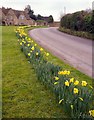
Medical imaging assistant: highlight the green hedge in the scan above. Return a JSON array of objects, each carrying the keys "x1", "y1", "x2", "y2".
[{"x1": 60, "y1": 10, "x2": 94, "y2": 34}]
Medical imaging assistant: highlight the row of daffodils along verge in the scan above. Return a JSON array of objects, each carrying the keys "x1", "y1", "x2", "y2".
[{"x1": 15, "y1": 26, "x2": 94, "y2": 119}]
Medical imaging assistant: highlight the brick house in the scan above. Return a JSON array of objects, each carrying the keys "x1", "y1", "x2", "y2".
[{"x1": 0, "y1": 7, "x2": 35, "y2": 26}]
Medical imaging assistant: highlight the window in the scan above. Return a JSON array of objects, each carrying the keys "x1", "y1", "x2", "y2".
[
  {"x1": 10, "y1": 16, "x2": 13, "y2": 20},
  {"x1": 19, "y1": 15, "x2": 24, "y2": 20}
]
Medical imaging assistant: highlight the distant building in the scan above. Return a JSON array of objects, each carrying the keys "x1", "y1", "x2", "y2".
[
  {"x1": 85, "y1": 8, "x2": 92, "y2": 13},
  {"x1": 0, "y1": 7, "x2": 35, "y2": 26}
]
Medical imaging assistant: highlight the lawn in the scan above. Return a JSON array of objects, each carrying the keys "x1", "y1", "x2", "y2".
[
  {"x1": 0, "y1": 26, "x2": 2, "y2": 118},
  {"x1": 2, "y1": 26, "x2": 67, "y2": 118}
]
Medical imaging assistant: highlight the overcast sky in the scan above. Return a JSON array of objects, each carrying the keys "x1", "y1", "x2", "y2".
[{"x1": 1, "y1": 0, "x2": 93, "y2": 21}]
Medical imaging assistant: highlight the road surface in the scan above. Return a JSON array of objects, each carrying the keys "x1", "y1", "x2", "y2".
[{"x1": 29, "y1": 27, "x2": 93, "y2": 77}]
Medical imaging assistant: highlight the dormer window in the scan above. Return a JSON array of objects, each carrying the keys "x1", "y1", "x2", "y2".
[
  {"x1": 10, "y1": 16, "x2": 13, "y2": 20},
  {"x1": 19, "y1": 15, "x2": 24, "y2": 20}
]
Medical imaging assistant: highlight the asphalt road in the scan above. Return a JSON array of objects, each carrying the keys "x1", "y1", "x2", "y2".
[{"x1": 29, "y1": 27, "x2": 93, "y2": 77}]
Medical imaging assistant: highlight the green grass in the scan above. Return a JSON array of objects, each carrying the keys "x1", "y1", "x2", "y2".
[
  {"x1": 59, "y1": 27, "x2": 94, "y2": 40},
  {"x1": 26, "y1": 27, "x2": 93, "y2": 86},
  {"x1": 0, "y1": 26, "x2": 2, "y2": 118},
  {"x1": 2, "y1": 26, "x2": 67, "y2": 118}
]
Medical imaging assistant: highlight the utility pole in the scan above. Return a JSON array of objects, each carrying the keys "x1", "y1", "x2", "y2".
[
  {"x1": 92, "y1": 1, "x2": 94, "y2": 10},
  {"x1": 64, "y1": 6, "x2": 66, "y2": 15}
]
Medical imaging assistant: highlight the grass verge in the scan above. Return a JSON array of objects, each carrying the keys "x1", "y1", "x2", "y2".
[
  {"x1": 2, "y1": 26, "x2": 67, "y2": 118},
  {"x1": 59, "y1": 27, "x2": 94, "y2": 40}
]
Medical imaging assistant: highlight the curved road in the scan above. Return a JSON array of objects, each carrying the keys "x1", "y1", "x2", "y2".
[{"x1": 29, "y1": 27, "x2": 93, "y2": 77}]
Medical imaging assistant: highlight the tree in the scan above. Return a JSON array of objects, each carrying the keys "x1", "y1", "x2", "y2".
[
  {"x1": 91, "y1": 10, "x2": 94, "y2": 33},
  {"x1": 25, "y1": 5, "x2": 37, "y2": 20},
  {"x1": 37, "y1": 14, "x2": 42, "y2": 20},
  {"x1": 48, "y1": 15, "x2": 54, "y2": 23}
]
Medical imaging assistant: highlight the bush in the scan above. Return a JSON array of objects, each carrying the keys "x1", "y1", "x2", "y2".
[{"x1": 60, "y1": 10, "x2": 93, "y2": 34}]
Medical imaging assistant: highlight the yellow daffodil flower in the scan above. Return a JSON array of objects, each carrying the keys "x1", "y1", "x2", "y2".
[
  {"x1": 25, "y1": 37, "x2": 28, "y2": 39},
  {"x1": 27, "y1": 44, "x2": 30, "y2": 47},
  {"x1": 67, "y1": 70, "x2": 70, "y2": 75},
  {"x1": 31, "y1": 46, "x2": 34, "y2": 51},
  {"x1": 58, "y1": 70, "x2": 70, "y2": 75},
  {"x1": 65, "y1": 81, "x2": 69, "y2": 86},
  {"x1": 70, "y1": 78, "x2": 74, "y2": 83},
  {"x1": 71, "y1": 105, "x2": 73, "y2": 109},
  {"x1": 55, "y1": 77, "x2": 59, "y2": 80},
  {"x1": 73, "y1": 88, "x2": 79, "y2": 94},
  {"x1": 81, "y1": 81, "x2": 87, "y2": 87},
  {"x1": 79, "y1": 97, "x2": 83, "y2": 101},
  {"x1": 89, "y1": 85, "x2": 93, "y2": 89},
  {"x1": 28, "y1": 38, "x2": 31, "y2": 41},
  {"x1": 34, "y1": 44, "x2": 37, "y2": 46},
  {"x1": 36, "y1": 52, "x2": 39, "y2": 56},
  {"x1": 59, "y1": 99, "x2": 63, "y2": 104},
  {"x1": 74, "y1": 80, "x2": 79, "y2": 86},
  {"x1": 20, "y1": 42, "x2": 22, "y2": 45},
  {"x1": 54, "y1": 82, "x2": 59, "y2": 85},
  {"x1": 63, "y1": 70, "x2": 67, "y2": 74},
  {"x1": 28, "y1": 53, "x2": 30, "y2": 56},
  {"x1": 40, "y1": 48, "x2": 43, "y2": 51},
  {"x1": 89, "y1": 110, "x2": 94, "y2": 117},
  {"x1": 46, "y1": 53, "x2": 49, "y2": 56}
]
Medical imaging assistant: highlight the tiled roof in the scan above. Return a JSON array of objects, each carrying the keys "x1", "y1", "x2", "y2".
[
  {"x1": 13, "y1": 10, "x2": 23, "y2": 18},
  {"x1": 2, "y1": 7, "x2": 10, "y2": 15},
  {"x1": 24, "y1": 12, "x2": 31, "y2": 20},
  {"x1": 1, "y1": 7, "x2": 32, "y2": 20}
]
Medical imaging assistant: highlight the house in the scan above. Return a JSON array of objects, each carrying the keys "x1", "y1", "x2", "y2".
[{"x1": 0, "y1": 7, "x2": 35, "y2": 26}]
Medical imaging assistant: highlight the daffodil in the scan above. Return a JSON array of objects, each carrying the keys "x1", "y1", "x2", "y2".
[
  {"x1": 79, "y1": 97, "x2": 83, "y2": 101},
  {"x1": 40, "y1": 48, "x2": 43, "y2": 51},
  {"x1": 58, "y1": 71, "x2": 65, "y2": 75},
  {"x1": 67, "y1": 70, "x2": 70, "y2": 75},
  {"x1": 55, "y1": 76, "x2": 59, "y2": 80},
  {"x1": 31, "y1": 46, "x2": 34, "y2": 51},
  {"x1": 74, "y1": 80, "x2": 79, "y2": 86},
  {"x1": 59, "y1": 99, "x2": 63, "y2": 104},
  {"x1": 27, "y1": 44, "x2": 30, "y2": 47},
  {"x1": 89, "y1": 85, "x2": 93, "y2": 89},
  {"x1": 34, "y1": 44, "x2": 37, "y2": 46},
  {"x1": 73, "y1": 88, "x2": 79, "y2": 94},
  {"x1": 25, "y1": 37, "x2": 28, "y2": 39},
  {"x1": 36, "y1": 52, "x2": 39, "y2": 56},
  {"x1": 28, "y1": 53, "x2": 31, "y2": 56},
  {"x1": 54, "y1": 82, "x2": 59, "y2": 85},
  {"x1": 71, "y1": 105, "x2": 73, "y2": 109},
  {"x1": 58, "y1": 71, "x2": 62, "y2": 75},
  {"x1": 89, "y1": 110, "x2": 94, "y2": 117},
  {"x1": 58, "y1": 70, "x2": 70, "y2": 75},
  {"x1": 20, "y1": 42, "x2": 22, "y2": 45},
  {"x1": 70, "y1": 78, "x2": 74, "y2": 83},
  {"x1": 81, "y1": 81, "x2": 87, "y2": 87},
  {"x1": 28, "y1": 38, "x2": 31, "y2": 41},
  {"x1": 46, "y1": 53, "x2": 49, "y2": 56},
  {"x1": 65, "y1": 81, "x2": 69, "y2": 86},
  {"x1": 63, "y1": 70, "x2": 67, "y2": 74}
]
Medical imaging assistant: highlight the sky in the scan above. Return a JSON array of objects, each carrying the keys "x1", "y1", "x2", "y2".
[{"x1": 0, "y1": 0, "x2": 93, "y2": 21}]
